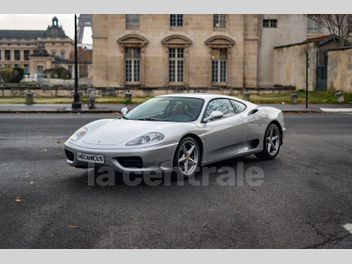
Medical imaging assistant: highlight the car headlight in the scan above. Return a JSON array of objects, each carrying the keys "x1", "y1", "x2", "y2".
[
  {"x1": 70, "y1": 127, "x2": 88, "y2": 141},
  {"x1": 126, "y1": 132, "x2": 164, "y2": 146}
]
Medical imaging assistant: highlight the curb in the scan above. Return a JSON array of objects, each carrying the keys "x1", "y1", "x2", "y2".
[
  {"x1": 0, "y1": 109, "x2": 322, "y2": 114},
  {"x1": 320, "y1": 108, "x2": 352, "y2": 113},
  {"x1": 282, "y1": 110, "x2": 322, "y2": 114},
  {"x1": 0, "y1": 110, "x2": 120, "y2": 114}
]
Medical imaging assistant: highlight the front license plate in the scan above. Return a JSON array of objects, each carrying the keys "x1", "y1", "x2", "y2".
[{"x1": 77, "y1": 152, "x2": 104, "y2": 164}]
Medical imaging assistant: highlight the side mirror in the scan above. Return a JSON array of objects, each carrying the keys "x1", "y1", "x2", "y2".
[
  {"x1": 121, "y1": 107, "x2": 128, "y2": 115},
  {"x1": 203, "y1": 110, "x2": 224, "y2": 123}
]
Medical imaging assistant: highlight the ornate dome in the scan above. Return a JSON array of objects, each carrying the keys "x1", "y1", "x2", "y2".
[{"x1": 42, "y1": 17, "x2": 69, "y2": 39}]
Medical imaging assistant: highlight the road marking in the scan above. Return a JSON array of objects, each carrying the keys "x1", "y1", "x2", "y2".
[
  {"x1": 343, "y1": 223, "x2": 352, "y2": 233},
  {"x1": 320, "y1": 108, "x2": 352, "y2": 113}
]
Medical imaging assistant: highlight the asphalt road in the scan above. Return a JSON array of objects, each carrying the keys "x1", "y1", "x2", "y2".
[{"x1": 0, "y1": 113, "x2": 352, "y2": 248}]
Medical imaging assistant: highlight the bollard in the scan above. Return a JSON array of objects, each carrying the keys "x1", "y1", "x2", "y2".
[
  {"x1": 290, "y1": 92, "x2": 298, "y2": 104},
  {"x1": 87, "y1": 88, "x2": 96, "y2": 109},
  {"x1": 242, "y1": 91, "x2": 251, "y2": 101},
  {"x1": 25, "y1": 90, "x2": 34, "y2": 105},
  {"x1": 335, "y1": 91, "x2": 344, "y2": 104},
  {"x1": 125, "y1": 90, "x2": 132, "y2": 102}
]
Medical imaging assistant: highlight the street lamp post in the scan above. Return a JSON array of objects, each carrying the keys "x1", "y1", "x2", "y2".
[
  {"x1": 71, "y1": 14, "x2": 81, "y2": 112},
  {"x1": 305, "y1": 50, "x2": 310, "y2": 109}
]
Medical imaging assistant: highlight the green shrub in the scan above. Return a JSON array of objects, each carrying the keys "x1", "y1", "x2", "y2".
[
  {"x1": 13, "y1": 67, "x2": 24, "y2": 83},
  {"x1": 0, "y1": 66, "x2": 24, "y2": 83},
  {"x1": 44, "y1": 67, "x2": 71, "y2": 80}
]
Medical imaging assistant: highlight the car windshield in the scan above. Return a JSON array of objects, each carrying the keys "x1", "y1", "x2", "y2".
[{"x1": 124, "y1": 97, "x2": 204, "y2": 122}]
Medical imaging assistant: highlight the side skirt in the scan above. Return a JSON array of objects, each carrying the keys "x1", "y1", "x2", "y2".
[{"x1": 201, "y1": 148, "x2": 263, "y2": 167}]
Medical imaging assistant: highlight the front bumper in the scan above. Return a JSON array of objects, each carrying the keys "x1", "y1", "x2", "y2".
[{"x1": 64, "y1": 140, "x2": 178, "y2": 173}]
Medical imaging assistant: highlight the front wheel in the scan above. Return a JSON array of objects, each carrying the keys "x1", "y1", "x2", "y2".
[
  {"x1": 173, "y1": 137, "x2": 201, "y2": 178},
  {"x1": 255, "y1": 123, "x2": 281, "y2": 160}
]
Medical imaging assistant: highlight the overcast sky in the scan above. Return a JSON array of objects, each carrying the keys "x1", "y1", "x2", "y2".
[{"x1": 0, "y1": 14, "x2": 92, "y2": 44}]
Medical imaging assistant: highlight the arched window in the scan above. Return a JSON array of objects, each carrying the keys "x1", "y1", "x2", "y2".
[
  {"x1": 125, "y1": 47, "x2": 141, "y2": 82},
  {"x1": 60, "y1": 50, "x2": 65, "y2": 60},
  {"x1": 117, "y1": 34, "x2": 149, "y2": 85},
  {"x1": 205, "y1": 35, "x2": 235, "y2": 85},
  {"x1": 161, "y1": 35, "x2": 192, "y2": 85}
]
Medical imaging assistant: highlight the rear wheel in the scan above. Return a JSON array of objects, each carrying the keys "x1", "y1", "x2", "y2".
[
  {"x1": 173, "y1": 137, "x2": 201, "y2": 178},
  {"x1": 255, "y1": 123, "x2": 281, "y2": 160}
]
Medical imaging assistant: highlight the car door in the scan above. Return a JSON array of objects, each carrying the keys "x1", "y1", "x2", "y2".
[{"x1": 202, "y1": 98, "x2": 248, "y2": 162}]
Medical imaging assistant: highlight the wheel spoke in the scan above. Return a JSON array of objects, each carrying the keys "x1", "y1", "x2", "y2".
[
  {"x1": 178, "y1": 155, "x2": 186, "y2": 163},
  {"x1": 182, "y1": 144, "x2": 187, "y2": 155},
  {"x1": 188, "y1": 158, "x2": 196, "y2": 164},
  {"x1": 187, "y1": 145, "x2": 195, "y2": 155},
  {"x1": 269, "y1": 128, "x2": 274, "y2": 137},
  {"x1": 271, "y1": 142, "x2": 276, "y2": 151},
  {"x1": 267, "y1": 143, "x2": 271, "y2": 152},
  {"x1": 184, "y1": 160, "x2": 189, "y2": 172},
  {"x1": 271, "y1": 135, "x2": 279, "y2": 141}
]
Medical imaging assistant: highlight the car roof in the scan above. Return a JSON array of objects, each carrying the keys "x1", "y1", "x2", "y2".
[{"x1": 157, "y1": 93, "x2": 253, "y2": 105}]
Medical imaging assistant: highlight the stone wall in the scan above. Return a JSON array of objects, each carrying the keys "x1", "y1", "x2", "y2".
[
  {"x1": 0, "y1": 86, "x2": 295, "y2": 98},
  {"x1": 273, "y1": 43, "x2": 316, "y2": 91},
  {"x1": 327, "y1": 48, "x2": 352, "y2": 93},
  {"x1": 273, "y1": 42, "x2": 352, "y2": 93}
]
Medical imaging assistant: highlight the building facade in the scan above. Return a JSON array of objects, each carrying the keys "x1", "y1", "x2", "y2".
[
  {"x1": 0, "y1": 17, "x2": 73, "y2": 75},
  {"x1": 92, "y1": 14, "x2": 331, "y2": 91},
  {"x1": 257, "y1": 14, "x2": 328, "y2": 87},
  {"x1": 92, "y1": 14, "x2": 259, "y2": 89}
]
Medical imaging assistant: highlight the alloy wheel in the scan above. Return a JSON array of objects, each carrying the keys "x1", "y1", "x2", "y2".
[
  {"x1": 177, "y1": 140, "x2": 199, "y2": 176},
  {"x1": 266, "y1": 125, "x2": 280, "y2": 156}
]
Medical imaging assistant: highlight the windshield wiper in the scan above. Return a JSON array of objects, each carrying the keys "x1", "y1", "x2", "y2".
[
  {"x1": 136, "y1": 118, "x2": 158, "y2": 121},
  {"x1": 121, "y1": 115, "x2": 129, "y2": 120}
]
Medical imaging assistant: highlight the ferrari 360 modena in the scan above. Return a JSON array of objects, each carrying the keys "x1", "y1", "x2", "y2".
[{"x1": 64, "y1": 94, "x2": 285, "y2": 178}]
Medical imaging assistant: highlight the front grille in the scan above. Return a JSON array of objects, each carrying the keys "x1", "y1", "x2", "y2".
[
  {"x1": 116, "y1": 157, "x2": 143, "y2": 168},
  {"x1": 65, "y1": 149, "x2": 74, "y2": 161}
]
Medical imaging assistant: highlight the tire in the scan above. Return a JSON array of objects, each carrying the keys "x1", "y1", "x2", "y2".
[
  {"x1": 255, "y1": 123, "x2": 282, "y2": 160},
  {"x1": 173, "y1": 136, "x2": 201, "y2": 179}
]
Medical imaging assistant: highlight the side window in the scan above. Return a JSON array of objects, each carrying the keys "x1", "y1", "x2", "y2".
[
  {"x1": 230, "y1": 100, "x2": 246, "y2": 113},
  {"x1": 203, "y1": 99, "x2": 235, "y2": 121}
]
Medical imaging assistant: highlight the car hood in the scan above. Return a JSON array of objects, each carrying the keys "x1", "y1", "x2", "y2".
[{"x1": 82, "y1": 119, "x2": 184, "y2": 147}]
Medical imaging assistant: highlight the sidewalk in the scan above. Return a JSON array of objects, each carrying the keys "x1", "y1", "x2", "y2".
[
  {"x1": 262, "y1": 103, "x2": 352, "y2": 113},
  {"x1": 0, "y1": 103, "x2": 351, "y2": 113},
  {"x1": 0, "y1": 104, "x2": 128, "y2": 113}
]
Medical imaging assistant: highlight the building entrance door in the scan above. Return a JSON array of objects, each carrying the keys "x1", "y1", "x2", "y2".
[{"x1": 316, "y1": 51, "x2": 328, "y2": 91}]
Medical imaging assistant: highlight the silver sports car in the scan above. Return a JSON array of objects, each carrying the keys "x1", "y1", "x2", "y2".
[{"x1": 64, "y1": 94, "x2": 285, "y2": 177}]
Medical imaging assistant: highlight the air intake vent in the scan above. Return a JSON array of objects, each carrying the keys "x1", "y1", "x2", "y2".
[
  {"x1": 65, "y1": 149, "x2": 74, "y2": 161},
  {"x1": 116, "y1": 157, "x2": 143, "y2": 168},
  {"x1": 248, "y1": 108, "x2": 259, "y2": 116}
]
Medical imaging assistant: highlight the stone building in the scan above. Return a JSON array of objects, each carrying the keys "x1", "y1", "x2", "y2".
[
  {"x1": 92, "y1": 14, "x2": 332, "y2": 92},
  {"x1": 92, "y1": 14, "x2": 259, "y2": 91},
  {"x1": 257, "y1": 14, "x2": 327, "y2": 87},
  {"x1": 0, "y1": 17, "x2": 73, "y2": 75}
]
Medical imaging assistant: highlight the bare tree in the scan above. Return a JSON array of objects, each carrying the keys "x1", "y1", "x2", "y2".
[{"x1": 309, "y1": 14, "x2": 352, "y2": 47}]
